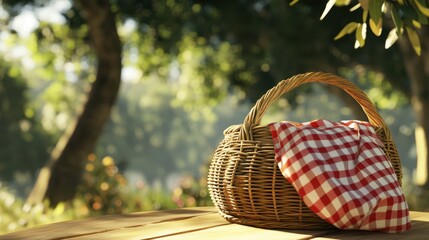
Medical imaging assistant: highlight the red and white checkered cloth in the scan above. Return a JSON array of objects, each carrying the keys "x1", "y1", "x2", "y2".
[{"x1": 269, "y1": 119, "x2": 410, "y2": 233}]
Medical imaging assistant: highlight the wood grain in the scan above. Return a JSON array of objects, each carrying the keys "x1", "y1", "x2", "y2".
[{"x1": 1, "y1": 207, "x2": 428, "y2": 239}]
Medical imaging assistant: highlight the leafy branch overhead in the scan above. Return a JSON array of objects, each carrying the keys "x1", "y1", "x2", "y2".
[{"x1": 292, "y1": 0, "x2": 429, "y2": 55}]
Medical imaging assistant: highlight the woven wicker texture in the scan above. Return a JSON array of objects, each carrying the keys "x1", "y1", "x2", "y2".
[{"x1": 207, "y1": 72, "x2": 403, "y2": 229}]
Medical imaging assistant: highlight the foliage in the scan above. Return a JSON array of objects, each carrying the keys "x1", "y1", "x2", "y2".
[
  {"x1": 77, "y1": 154, "x2": 128, "y2": 215},
  {"x1": 110, "y1": 0, "x2": 275, "y2": 102},
  {"x1": 295, "y1": 0, "x2": 429, "y2": 55},
  {"x1": 96, "y1": 77, "x2": 237, "y2": 184},
  {"x1": 76, "y1": 153, "x2": 178, "y2": 215},
  {"x1": 171, "y1": 165, "x2": 212, "y2": 208},
  {"x1": 1, "y1": 1, "x2": 92, "y2": 137},
  {"x1": 118, "y1": 20, "x2": 249, "y2": 107},
  {"x1": 77, "y1": 153, "x2": 212, "y2": 215},
  {"x1": 338, "y1": 66, "x2": 409, "y2": 109},
  {"x1": 401, "y1": 170, "x2": 429, "y2": 211},
  {"x1": 0, "y1": 183, "x2": 83, "y2": 234},
  {"x1": 0, "y1": 60, "x2": 52, "y2": 181},
  {"x1": 1, "y1": 153, "x2": 212, "y2": 234}
]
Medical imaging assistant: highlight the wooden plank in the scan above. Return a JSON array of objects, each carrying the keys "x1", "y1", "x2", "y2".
[
  {"x1": 410, "y1": 210, "x2": 429, "y2": 220},
  {"x1": 312, "y1": 211, "x2": 429, "y2": 240},
  {"x1": 78, "y1": 210, "x2": 429, "y2": 240},
  {"x1": 155, "y1": 222, "x2": 333, "y2": 240},
  {"x1": 0, "y1": 207, "x2": 215, "y2": 240},
  {"x1": 1, "y1": 207, "x2": 428, "y2": 239},
  {"x1": 69, "y1": 212, "x2": 230, "y2": 240},
  {"x1": 69, "y1": 212, "x2": 333, "y2": 240}
]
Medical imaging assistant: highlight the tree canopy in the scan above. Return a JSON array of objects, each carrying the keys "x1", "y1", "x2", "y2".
[{"x1": 294, "y1": 0, "x2": 429, "y2": 55}]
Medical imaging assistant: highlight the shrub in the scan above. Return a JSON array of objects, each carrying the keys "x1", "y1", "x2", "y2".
[{"x1": 0, "y1": 183, "x2": 85, "y2": 234}]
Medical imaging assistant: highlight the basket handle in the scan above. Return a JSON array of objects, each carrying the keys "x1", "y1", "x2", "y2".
[{"x1": 240, "y1": 72, "x2": 390, "y2": 140}]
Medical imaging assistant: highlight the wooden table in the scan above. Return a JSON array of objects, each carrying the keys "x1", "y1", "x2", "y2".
[{"x1": 1, "y1": 207, "x2": 428, "y2": 239}]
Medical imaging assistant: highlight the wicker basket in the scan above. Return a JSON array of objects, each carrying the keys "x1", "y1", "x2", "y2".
[{"x1": 207, "y1": 72, "x2": 403, "y2": 229}]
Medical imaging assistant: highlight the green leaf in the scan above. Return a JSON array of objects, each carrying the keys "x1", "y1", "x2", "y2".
[
  {"x1": 355, "y1": 23, "x2": 367, "y2": 48},
  {"x1": 334, "y1": 22, "x2": 359, "y2": 40},
  {"x1": 406, "y1": 27, "x2": 421, "y2": 55},
  {"x1": 412, "y1": 0, "x2": 429, "y2": 24},
  {"x1": 362, "y1": 10, "x2": 369, "y2": 22},
  {"x1": 391, "y1": 8, "x2": 403, "y2": 32},
  {"x1": 359, "y1": 0, "x2": 369, "y2": 11},
  {"x1": 336, "y1": 0, "x2": 351, "y2": 5},
  {"x1": 416, "y1": 9, "x2": 429, "y2": 24},
  {"x1": 413, "y1": 19, "x2": 422, "y2": 28},
  {"x1": 369, "y1": 0, "x2": 383, "y2": 24},
  {"x1": 369, "y1": 18, "x2": 383, "y2": 36},
  {"x1": 320, "y1": 0, "x2": 336, "y2": 20},
  {"x1": 289, "y1": 0, "x2": 299, "y2": 6},
  {"x1": 385, "y1": 28, "x2": 399, "y2": 49},
  {"x1": 414, "y1": 0, "x2": 429, "y2": 17},
  {"x1": 53, "y1": 202, "x2": 65, "y2": 215},
  {"x1": 350, "y1": 3, "x2": 361, "y2": 12}
]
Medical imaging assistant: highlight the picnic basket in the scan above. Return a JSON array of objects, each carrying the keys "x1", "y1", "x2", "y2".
[{"x1": 207, "y1": 72, "x2": 403, "y2": 229}]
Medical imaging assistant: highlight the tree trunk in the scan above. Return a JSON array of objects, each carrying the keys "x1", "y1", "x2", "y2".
[
  {"x1": 27, "y1": 0, "x2": 122, "y2": 206},
  {"x1": 398, "y1": 26, "x2": 429, "y2": 189}
]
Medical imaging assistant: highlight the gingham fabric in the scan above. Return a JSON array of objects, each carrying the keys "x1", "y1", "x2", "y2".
[{"x1": 269, "y1": 119, "x2": 410, "y2": 233}]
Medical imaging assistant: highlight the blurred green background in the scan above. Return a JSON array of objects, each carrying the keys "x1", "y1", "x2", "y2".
[{"x1": 1, "y1": 0, "x2": 428, "y2": 234}]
